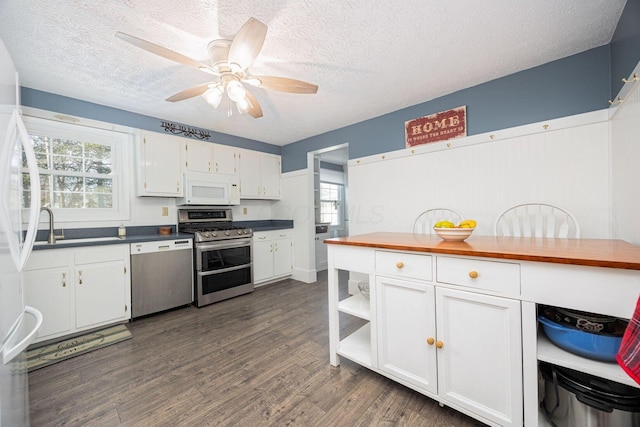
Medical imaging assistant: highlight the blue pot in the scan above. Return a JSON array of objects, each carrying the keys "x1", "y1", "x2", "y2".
[{"x1": 537, "y1": 315, "x2": 622, "y2": 362}]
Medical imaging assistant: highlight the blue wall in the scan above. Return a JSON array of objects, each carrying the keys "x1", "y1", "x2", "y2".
[
  {"x1": 20, "y1": 87, "x2": 280, "y2": 155},
  {"x1": 610, "y1": 0, "x2": 640, "y2": 97}
]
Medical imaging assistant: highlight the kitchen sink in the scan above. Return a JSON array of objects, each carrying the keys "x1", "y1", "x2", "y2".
[{"x1": 33, "y1": 236, "x2": 122, "y2": 246}]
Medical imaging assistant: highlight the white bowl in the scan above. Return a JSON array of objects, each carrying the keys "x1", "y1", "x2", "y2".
[{"x1": 433, "y1": 227, "x2": 475, "y2": 241}]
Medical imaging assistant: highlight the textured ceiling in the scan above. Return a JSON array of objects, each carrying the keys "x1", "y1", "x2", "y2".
[{"x1": 0, "y1": 0, "x2": 627, "y2": 146}]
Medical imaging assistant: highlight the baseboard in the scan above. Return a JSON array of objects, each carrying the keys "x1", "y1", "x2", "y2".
[{"x1": 292, "y1": 267, "x2": 317, "y2": 284}]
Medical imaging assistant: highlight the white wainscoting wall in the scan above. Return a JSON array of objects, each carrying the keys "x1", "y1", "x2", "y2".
[
  {"x1": 610, "y1": 64, "x2": 640, "y2": 246},
  {"x1": 348, "y1": 112, "x2": 612, "y2": 239}
]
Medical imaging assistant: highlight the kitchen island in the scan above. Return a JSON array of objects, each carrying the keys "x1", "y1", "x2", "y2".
[{"x1": 325, "y1": 232, "x2": 640, "y2": 427}]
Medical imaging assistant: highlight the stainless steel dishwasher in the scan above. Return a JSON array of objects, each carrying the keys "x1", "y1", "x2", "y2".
[{"x1": 130, "y1": 239, "x2": 193, "y2": 318}]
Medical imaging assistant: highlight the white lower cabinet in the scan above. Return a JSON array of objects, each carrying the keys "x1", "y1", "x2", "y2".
[
  {"x1": 435, "y1": 287, "x2": 522, "y2": 427},
  {"x1": 24, "y1": 245, "x2": 131, "y2": 344},
  {"x1": 252, "y1": 229, "x2": 293, "y2": 285},
  {"x1": 376, "y1": 275, "x2": 522, "y2": 427},
  {"x1": 377, "y1": 276, "x2": 436, "y2": 393}
]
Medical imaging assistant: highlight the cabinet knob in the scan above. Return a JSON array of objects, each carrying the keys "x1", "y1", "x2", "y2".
[
  {"x1": 426, "y1": 337, "x2": 435, "y2": 345},
  {"x1": 468, "y1": 271, "x2": 478, "y2": 279},
  {"x1": 396, "y1": 262, "x2": 404, "y2": 269},
  {"x1": 436, "y1": 341, "x2": 444, "y2": 349}
]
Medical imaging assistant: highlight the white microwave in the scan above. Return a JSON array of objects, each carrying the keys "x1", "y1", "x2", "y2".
[{"x1": 177, "y1": 172, "x2": 239, "y2": 206}]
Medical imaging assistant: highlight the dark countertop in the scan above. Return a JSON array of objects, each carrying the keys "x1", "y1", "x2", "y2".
[
  {"x1": 30, "y1": 221, "x2": 294, "y2": 250},
  {"x1": 234, "y1": 219, "x2": 293, "y2": 232},
  {"x1": 32, "y1": 225, "x2": 193, "y2": 250}
]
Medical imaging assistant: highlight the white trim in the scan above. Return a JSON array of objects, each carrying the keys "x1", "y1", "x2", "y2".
[
  {"x1": 349, "y1": 109, "x2": 609, "y2": 168},
  {"x1": 21, "y1": 115, "x2": 130, "y2": 223},
  {"x1": 292, "y1": 267, "x2": 317, "y2": 284}
]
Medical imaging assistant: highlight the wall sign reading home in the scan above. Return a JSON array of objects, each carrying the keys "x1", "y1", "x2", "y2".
[{"x1": 405, "y1": 106, "x2": 467, "y2": 147}]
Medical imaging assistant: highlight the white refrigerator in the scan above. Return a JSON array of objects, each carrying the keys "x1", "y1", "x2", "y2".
[{"x1": 0, "y1": 37, "x2": 43, "y2": 426}]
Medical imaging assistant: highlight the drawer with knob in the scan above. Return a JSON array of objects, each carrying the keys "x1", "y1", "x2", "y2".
[
  {"x1": 375, "y1": 250, "x2": 432, "y2": 281},
  {"x1": 436, "y1": 256, "x2": 520, "y2": 296}
]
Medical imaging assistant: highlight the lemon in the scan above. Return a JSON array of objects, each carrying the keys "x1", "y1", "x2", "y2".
[
  {"x1": 459, "y1": 219, "x2": 477, "y2": 228},
  {"x1": 434, "y1": 220, "x2": 454, "y2": 228}
]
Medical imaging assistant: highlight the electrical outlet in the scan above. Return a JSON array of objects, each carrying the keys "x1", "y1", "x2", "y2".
[
  {"x1": 243, "y1": 207, "x2": 248, "y2": 215},
  {"x1": 161, "y1": 207, "x2": 169, "y2": 216}
]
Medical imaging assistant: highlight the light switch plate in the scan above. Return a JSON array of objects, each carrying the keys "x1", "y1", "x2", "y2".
[{"x1": 161, "y1": 207, "x2": 169, "y2": 216}]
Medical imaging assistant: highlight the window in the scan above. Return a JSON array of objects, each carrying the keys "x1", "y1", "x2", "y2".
[
  {"x1": 22, "y1": 116, "x2": 129, "y2": 222},
  {"x1": 320, "y1": 182, "x2": 342, "y2": 225}
]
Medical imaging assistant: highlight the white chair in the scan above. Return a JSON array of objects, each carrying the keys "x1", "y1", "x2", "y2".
[
  {"x1": 412, "y1": 208, "x2": 463, "y2": 235},
  {"x1": 494, "y1": 202, "x2": 580, "y2": 238}
]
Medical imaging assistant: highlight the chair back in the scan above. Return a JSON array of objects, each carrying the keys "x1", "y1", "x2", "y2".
[
  {"x1": 413, "y1": 208, "x2": 463, "y2": 235},
  {"x1": 494, "y1": 203, "x2": 580, "y2": 238}
]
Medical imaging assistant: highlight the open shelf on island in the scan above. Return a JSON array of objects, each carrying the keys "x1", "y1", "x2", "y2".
[
  {"x1": 537, "y1": 330, "x2": 637, "y2": 388},
  {"x1": 337, "y1": 323, "x2": 372, "y2": 367},
  {"x1": 338, "y1": 293, "x2": 370, "y2": 320}
]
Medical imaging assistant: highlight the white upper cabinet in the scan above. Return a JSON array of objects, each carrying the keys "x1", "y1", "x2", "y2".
[
  {"x1": 213, "y1": 145, "x2": 239, "y2": 175},
  {"x1": 182, "y1": 140, "x2": 239, "y2": 176},
  {"x1": 182, "y1": 139, "x2": 213, "y2": 173},
  {"x1": 136, "y1": 131, "x2": 242, "y2": 198},
  {"x1": 239, "y1": 150, "x2": 281, "y2": 199},
  {"x1": 136, "y1": 131, "x2": 183, "y2": 197}
]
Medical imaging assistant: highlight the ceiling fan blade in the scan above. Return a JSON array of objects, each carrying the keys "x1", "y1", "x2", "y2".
[
  {"x1": 244, "y1": 91, "x2": 263, "y2": 118},
  {"x1": 165, "y1": 82, "x2": 216, "y2": 102},
  {"x1": 252, "y1": 76, "x2": 318, "y2": 94},
  {"x1": 115, "y1": 31, "x2": 213, "y2": 73},
  {"x1": 228, "y1": 18, "x2": 268, "y2": 71},
  {"x1": 251, "y1": 76, "x2": 318, "y2": 94}
]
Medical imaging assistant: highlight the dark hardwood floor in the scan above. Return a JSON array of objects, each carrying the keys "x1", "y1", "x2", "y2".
[{"x1": 28, "y1": 271, "x2": 485, "y2": 427}]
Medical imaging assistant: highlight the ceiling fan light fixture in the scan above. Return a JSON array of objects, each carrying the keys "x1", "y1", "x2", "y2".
[
  {"x1": 202, "y1": 86, "x2": 223, "y2": 108},
  {"x1": 226, "y1": 79, "x2": 247, "y2": 102},
  {"x1": 236, "y1": 96, "x2": 250, "y2": 113},
  {"x1": 243, "y1": 77, "x2": 262, "y2": 86}
]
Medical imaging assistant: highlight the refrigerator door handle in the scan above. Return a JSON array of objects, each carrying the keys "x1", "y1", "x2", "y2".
[
  {"x1": 15, "y1": 110, "x2": 41, "y2": 272},
  {"x1": 2, "y1": 305, "x2": 43, "y2": 364}
]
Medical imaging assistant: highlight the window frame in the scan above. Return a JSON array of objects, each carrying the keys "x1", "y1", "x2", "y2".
[
  {"x1": 319, "y1": 181, "x2": 343, "y2": 226},
  {"x1": 22, "y1": 116, "x2": 130, "y2": 223}
]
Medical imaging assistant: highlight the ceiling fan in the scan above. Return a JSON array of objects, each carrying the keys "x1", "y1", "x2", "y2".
[{"x1": 115, "y1": 17, "x2": 318, "y2": 119}]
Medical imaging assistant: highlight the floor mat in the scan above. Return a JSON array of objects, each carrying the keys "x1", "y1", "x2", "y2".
[{"x1": 27, "y1": 324, "x2": 132, "y2": 372}]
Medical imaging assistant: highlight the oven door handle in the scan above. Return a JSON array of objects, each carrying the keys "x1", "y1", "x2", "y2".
[
  {"x1": 196, "y1": 239, "x2": 252, "y2": 252},
  {"x1": 197, "y1": 263, "x2": 252, "y2": 276}
]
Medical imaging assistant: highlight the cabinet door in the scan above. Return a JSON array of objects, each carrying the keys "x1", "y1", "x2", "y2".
[
  {"x1": 261, "y1": 155, "x2": 281, "y2": 199},
  {"x1": 213, "y1": 145, "x2": 238, "y2": 175},
  {"x1": 23, "y1": 268, "x2": 72, "y2": 342},
  {"x1": 184, "y1": 140, "x2": 213, "y2": 173},
  {"x1": 436, "y1": 287, "x2": 522, "y2": 427},
  {"x1": 75, "y1": 261, "x2": 127, "y2": 329},
  {"x1": 239, "y1": 151, "x2": 261, "y2": 198},
  {"x1": 273, "y1": 237, "x2": 292, "y2": 277},
  {"x1": 139, "y1": 133, "x2": 182, "y2": 196},
  {"x1": 253, "y1": 239, "x2": 274, "y2": 283},
  {"x1": 376, "y1": 276, "x2": 437, "y2": 394}
]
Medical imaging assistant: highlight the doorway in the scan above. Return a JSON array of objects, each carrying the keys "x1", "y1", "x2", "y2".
[{"x1": 309, "y1": 144, "x2": 349, "y2": 271}]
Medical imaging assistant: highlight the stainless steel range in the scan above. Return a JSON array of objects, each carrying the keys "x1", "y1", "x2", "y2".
[{"x1": 178, "y1": 207, "x2": 253, "y2": 307}]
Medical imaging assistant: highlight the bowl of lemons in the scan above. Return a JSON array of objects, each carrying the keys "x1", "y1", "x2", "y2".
[{"x1": 433, "y1": 219, "x2": 476, "y2": 241}]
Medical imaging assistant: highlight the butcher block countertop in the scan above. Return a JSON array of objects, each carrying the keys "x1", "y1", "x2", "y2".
[{"x1": 324, "y1": 232, "x2": 640, "y2": 271}]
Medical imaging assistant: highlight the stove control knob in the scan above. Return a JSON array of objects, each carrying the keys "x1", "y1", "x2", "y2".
[
  {"x1": 237, "y1": 229, "x2": 242, "y2": 235},
  {"x1": 212, "y1": 233, "x2": 217, "y2": 238},
  {"x1": 203, "y1": 232, "x2": 211, "y2": 238},
  {"x1": 225, "y1": 231, "x2": 230, "y2": 236}
]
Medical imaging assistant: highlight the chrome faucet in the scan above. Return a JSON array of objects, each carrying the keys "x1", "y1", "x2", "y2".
[{"x1": 40, "y1": 206, "x2": 64, "y2": 244}]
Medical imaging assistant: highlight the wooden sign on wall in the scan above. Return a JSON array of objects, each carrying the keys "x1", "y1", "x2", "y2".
[{"x1": 405, "y1": 106, "x2": 467, "y2": 147}]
